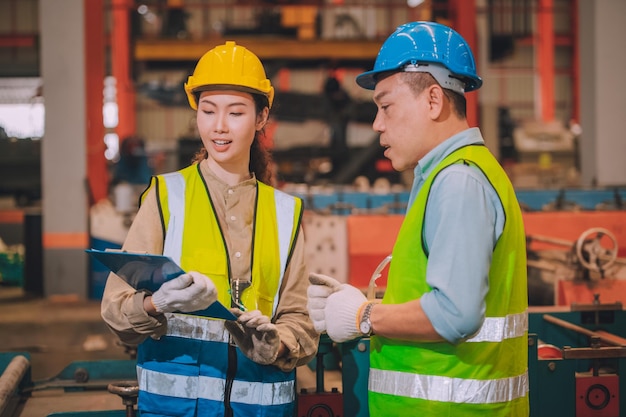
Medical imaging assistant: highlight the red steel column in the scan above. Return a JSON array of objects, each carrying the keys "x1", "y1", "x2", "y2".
[
  {"x1": 84, "y1": 0, "x2": 108, "y2": 204},
  {"x1": 112, "y1": 0, "x2": 136, "y2": 140},
  {"x1": 570, "y1": 0, "x2": 580, "y2": 123},
  {"x1": 538, "y1": 0, "x2": 555, "y2": 122}
]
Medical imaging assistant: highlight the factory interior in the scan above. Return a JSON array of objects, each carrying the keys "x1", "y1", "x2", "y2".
[{"x1": 1, "y1": 0, "x2": 626, "y2": 416}]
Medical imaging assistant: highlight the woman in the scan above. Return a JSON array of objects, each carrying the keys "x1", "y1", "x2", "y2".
[{"x1": 101, "y1": 41, "x2": 319, "y2": 416}]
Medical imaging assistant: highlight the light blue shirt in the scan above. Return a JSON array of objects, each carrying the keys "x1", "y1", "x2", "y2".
[{"x1": 408, "y1": 127, "x2": 505, "y2": 344}]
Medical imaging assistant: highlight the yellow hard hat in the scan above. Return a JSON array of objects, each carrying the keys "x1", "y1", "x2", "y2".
[{"x1": 184, "y1": 41, "x2": 274, "y2": 110}]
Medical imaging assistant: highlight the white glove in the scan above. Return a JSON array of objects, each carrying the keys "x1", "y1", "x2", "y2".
[
  {"x1": 151, "y1": 271, "x2": 217, "y2": 313},
  {"x1": 224, "y1": 309, "x2": 281, "y2": 365},
  {"x1": 307, "y1": 273, "x2": 340, "y2": 333},
  {"x1": 307, "y1": 273, "x2": 368, "y2": 343}
]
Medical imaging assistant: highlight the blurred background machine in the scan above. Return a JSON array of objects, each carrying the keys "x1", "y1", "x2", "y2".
[
  {"x1": 529, "y1": 301, "x2": 626, "y2": 417},
  {"x1": 0, "y1": 352, "x2": 138, "y2": 417},
  {"x1": 527, "y1": 227, "x2": 626, "y2": 306},
  {"x1": 296, "y1": 334, "x2": 344, "y2": 417}
]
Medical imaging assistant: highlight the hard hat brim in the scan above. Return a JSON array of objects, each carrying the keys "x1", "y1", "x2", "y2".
[
  {"x1": 193, "y1": 84, "x2": 268, "y2": 98},
  {"x1": 356, "y1": 70, "x2": 378, "y2": 90},
  {"x1": 186, "y1": 84, "x2": 274, "y2": 110}
]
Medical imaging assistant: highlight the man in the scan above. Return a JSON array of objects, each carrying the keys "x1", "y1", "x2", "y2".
[{"x1": 307, "y1": 21, "x2": 529, "y2": 416}]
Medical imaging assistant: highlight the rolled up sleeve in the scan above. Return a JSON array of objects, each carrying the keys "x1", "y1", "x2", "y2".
[
  {"x1": 420, "y1": 165, "x2": 502, "y2": 344},
  {"x1": 100, "y1": 186, "x2": 167, "y2": 344}
]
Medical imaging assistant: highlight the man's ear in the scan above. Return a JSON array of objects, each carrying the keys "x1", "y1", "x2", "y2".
[{"x1": 427, "y1": 84, "x2": 446, "y2": 119}]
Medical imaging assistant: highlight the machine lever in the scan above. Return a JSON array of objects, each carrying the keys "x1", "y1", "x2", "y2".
[{"x1": 543, "y1": 314, "x2": 624, "y2": 347}]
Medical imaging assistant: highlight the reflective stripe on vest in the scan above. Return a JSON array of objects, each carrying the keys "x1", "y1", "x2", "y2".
[
  {"x1": 466, "y1": 311, "x2": 528, "y2": 343},
  {"x1": 369, "y1": 368, "x2": 528, "y2": 404},
  {"x1": 163, "y1": 313, "x2": 230, "y2": 342},
  {"x1": 137, "y1": 367, "x2": 295, "y2": 405},
  {"x1": 273, "y1": 189, "x2": 295, "y2": 313},
  {"x1": 138, "y1": 317, "x2": 296, "y2": 406},
  {"x1": 162, "y1": 172, "x2": 185, "y2": 264}
]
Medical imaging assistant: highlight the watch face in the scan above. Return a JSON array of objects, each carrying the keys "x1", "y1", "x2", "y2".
[{"x1": 360, "y1": 321, "x2": 371, "y2": 335}]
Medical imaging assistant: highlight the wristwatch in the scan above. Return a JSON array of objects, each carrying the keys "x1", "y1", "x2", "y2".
[{"x1": 359, "y1": 302, "x2": 375, "y2": 337}]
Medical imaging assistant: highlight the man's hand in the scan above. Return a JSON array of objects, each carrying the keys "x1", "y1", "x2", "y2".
[
  {"x1": 307, "y1": 273, "x2": 341, "y2": 333},
  {"x1": 307, "y1": 273, "x2": 368, "y2": 343},
  {"x1": 151, "y1": 272, "x2": 217, "y2": 313},
  {"x1": 224, "y1": 309, "x2": 281, "y2": 365}
]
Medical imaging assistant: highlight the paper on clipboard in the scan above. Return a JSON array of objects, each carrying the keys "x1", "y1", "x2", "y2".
[{"x1": 86, "y1": 249, "x2": 236, "y2": 320}]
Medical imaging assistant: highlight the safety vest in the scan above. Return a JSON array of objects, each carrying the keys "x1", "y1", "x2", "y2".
[
  {"x1": 136, "y1": 164, "x2": 303, "y2": 417},
  {"x1": 369, "y1": 145, "x2": 529, "y2": 417}
]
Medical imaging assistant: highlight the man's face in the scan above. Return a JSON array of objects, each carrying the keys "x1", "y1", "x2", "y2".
[{"x1": 372, "y1": 73, "x2": 437, "y2": 172}]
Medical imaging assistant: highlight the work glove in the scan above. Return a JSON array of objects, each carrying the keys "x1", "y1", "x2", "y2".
[
  {"x1": 151, "y1": 271, "x2": 217, "y2": 314},
  {"x1": 307, "y1": 273, "x2": 368, "y2": 343},
  {"x1": 224, "y1": 309, "x2": 281, "y2": 365}
]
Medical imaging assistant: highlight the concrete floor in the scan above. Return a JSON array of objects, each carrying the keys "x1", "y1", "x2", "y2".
[
  {"x1": 0, "y1": 285, "x2": 342, "y2": 416},
  {"x1": 0, "y1": 286, "x2": 130, "y2": 379},
  {"x1": 0, "y1": 285, "x2": 132, "y2": 415}
]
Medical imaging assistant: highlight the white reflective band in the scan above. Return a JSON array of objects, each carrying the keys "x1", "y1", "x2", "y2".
[
  {"x1": 200, "y1": 376, "x2": 295, "y2": 405},
  {"x1": 137, "y1": 366, "x2": 295, "y2": 405},
  {"x1": 164, "y1": 313, "x2": 230, "y2": 342},
  {"x1": 466, "y1": 311, "x2": 528, "y2": 343},
  {"x1": 138, "y1": 365, "x2": 198, "y2": 399},
  {"x1": 272, "y1": 189, "x2": 296, "y2": 315},
  {"x1": 369, "y1": 368, "x2": 528, "y2": 404},
  {"x1": 162, "y1": 172, "x2": 186, "y2": 264}
]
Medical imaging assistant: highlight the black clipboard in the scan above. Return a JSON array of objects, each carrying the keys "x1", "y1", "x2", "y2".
[{"x1": 87, "y1": 249, "x2": 236, "y2": 320}]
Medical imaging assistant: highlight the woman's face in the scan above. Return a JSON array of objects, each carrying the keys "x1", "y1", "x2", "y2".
[{"x1": 196, "y1": 90, "x2": 268, "y2": 174}]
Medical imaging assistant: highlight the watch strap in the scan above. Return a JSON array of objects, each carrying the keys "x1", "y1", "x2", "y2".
[{"x1": 360, "y1": 301, "x2": 375, "y2": 336}]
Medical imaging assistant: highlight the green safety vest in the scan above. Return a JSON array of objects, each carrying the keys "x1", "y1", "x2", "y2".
[{"x1": 369, "y1": 144, "x2": 529, "y2": 416}]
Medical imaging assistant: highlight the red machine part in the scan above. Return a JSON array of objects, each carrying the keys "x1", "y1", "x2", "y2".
[
  {"x1": 537, "y1": 343, "x2": 563, "y2": 359},
  {"x1": 297, "y1": 389, "x2": 343, "y2": 417},
  {"x1": 575, "y1": 373, "x2": 619, "y2": 417}
]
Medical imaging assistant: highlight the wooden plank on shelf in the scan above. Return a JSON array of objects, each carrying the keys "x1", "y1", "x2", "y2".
[{"x1": 134, "y1": 38, "x2": 382, "y2": 61}]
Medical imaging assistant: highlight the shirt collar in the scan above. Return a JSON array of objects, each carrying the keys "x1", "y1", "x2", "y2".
[
  {"x1": 413, "y1": 127, "x2": 484, "y2": 183},
  {"x1": 200, "y1": 159, "x2": 257, "y2": 191},
  {"x1": 407, "y1": 127, "x2": 484, "y2": 210}
]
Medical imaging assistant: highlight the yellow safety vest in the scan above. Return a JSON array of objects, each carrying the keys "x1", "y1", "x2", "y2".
[
  {"x1": 369, "y1": 145, "x2": 529, "y2": 416},
  {"x1": 135, "y1": 164, "x2": 303, "y2": 416},
  {"x1": 151, "y1": 163, "x2": 302, "y2": 316}
]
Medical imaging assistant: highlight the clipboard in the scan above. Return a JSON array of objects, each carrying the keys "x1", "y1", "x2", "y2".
[{"x1": 87, "y1": 249, "x2": 236, "y2": 320}]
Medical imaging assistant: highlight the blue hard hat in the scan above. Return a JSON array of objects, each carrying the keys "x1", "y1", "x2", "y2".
[{"x1": 356, "y1": 21, "x2": 483, "y2": 93}]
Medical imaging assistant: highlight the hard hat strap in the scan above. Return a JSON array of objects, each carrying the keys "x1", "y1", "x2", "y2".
[{"x1": 402, "y1": 63, "x2": 466, "y2": 95}]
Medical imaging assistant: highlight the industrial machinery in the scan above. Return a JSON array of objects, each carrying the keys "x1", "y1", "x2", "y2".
[
  {"x1": 529, "y1": 301, "x2": 626, "y2": 417},
  {"x1": 297, "y1": 334, "x2": 344, "y2": 417},
  {"x1": 0, "y1": 352, "x2": 138, "y2": 416},
  {"x1": 527, "y1": 227, "x2": 626, "y2": 306}
]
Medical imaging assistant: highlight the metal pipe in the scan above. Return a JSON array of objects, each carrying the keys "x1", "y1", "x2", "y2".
[
  {"x1": 527, "y1": 234, "x2": 574, "y2": 247},
  {"x1": 0, "y1": 355, "x2": 30, "y2": 415},
  {"x1": 543, "y1": 314, "x2": 623, "y2": 346}
]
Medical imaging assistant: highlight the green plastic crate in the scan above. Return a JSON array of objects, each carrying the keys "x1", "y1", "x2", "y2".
[{"x1": 0, "y1": 251, "x2": 24, "y2": 286}]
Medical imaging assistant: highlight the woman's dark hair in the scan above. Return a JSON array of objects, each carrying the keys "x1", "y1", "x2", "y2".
[{"x1": 191, "y1": 92, "x2": 274, "y2": 185}]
